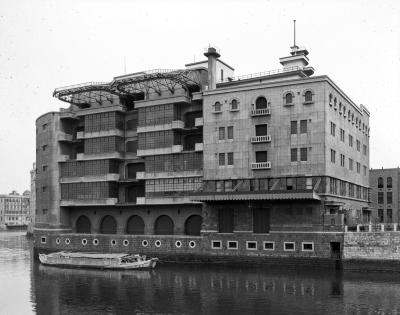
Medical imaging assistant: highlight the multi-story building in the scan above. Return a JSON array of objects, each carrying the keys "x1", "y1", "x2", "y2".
[
  {"x1": 0, "y1": 191, "x2": 31, "y2": 228},
  {"x1": 34, "y1": 42, "x2": 371, "y2": 263},
  {"x1": 28, "y1": 163, "x2": 37, "y2": 234},
  {"x1": 370, "y1": 168, "x2": 400, "y2": 224}
]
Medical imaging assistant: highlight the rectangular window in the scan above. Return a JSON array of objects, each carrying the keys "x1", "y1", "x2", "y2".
[
  {"x1": 340, "y1": 128, "x2": 345, "y2": 142},
  {"x1": 291, "y1": 148, "x2": 298, "y2": 162},
  {"x1": 218, "y1": 127, "x2": 225, "y2": 140},
  {"x1": 300, "y1": 120, "x2": 307, "y2": 133},
  {"x1": 253, "y1": 208, "x2": 270, "y2": 233},
  {"x1": 227, "y1": 241, "x2": 238, "y2": 250},
  {"x1": 255, "y1": 151, "x2": 268, "y2": 163},
  {"x1": 211, "y1": 240, "x2": 222, "y2": 249},
  {"x1": 246, "y1": 241, "x2": 258, "y2": 250},
  {"x1": 300, "y1": 148, "x2": 308, "y2": 161},
  {"x1": 356, "y1": 140, "x2": 360, "y2": 152},
  {"x1": 227, "y1": 152, "x2": 234, "y2": 165},
  {"x1": 284, "y1": 242, "x2": 295, "y2": 251},
  {"x1": 42, "y1": 124, "x2": 47, "y2": 131},
  {"x1": 42, "y1": 186, "x2": 47, "y2": 192},
  {"x1": 349, "y1": 135, "x2": 353, "y2": 147},
  {"x1": 378, "y1": 192, "x2": 384, "y2": 204},
  {"x1": 42, "y1": 165, "x2": 48, "y2": 172},
  {"x1": 42, "y1": 145, "x2": 47, "y2": 151},
  {"x1": 255, "y1": 124, "x2": 268, "y2": 136},
  {"x1": 330, "y1": 149, "x2": 336, "y2": 163},
  {"x1": 349, "y1": 158, "x2": 353, "y2": 171},
  {"x1": 378, "y1": 209, "x2": 384, "y2": 223},
  {"x1": 363, "y1": 166, "x2": 367, "y2": 176},
  {"x1": 290, "y1": 121, "x2": 297, "y2": 135},
  {"x1": 387, "y1": 209, "x2": 393, "y2": 223},
  {"x1": 302, "y1": 242, "x2": 314, "y2": 251},
  {"x1": 363, "y1": 144, "x2": 367, "y2": 155},
  {"x1": 218, "y1": 208, "x2": 234, "y2": 233},
  {"x1": 227, "y1": 126, "x2": 234, "y2": 139},
  {"x1": 41, "y1": 237, "x2": 47, "y2": 244},
  {"x1": 218, "y1": 153, "x2": 225, "y2": 166},
  {"x1": 330, "y1": 121, "x2": 336, "y2": 136},
  {"x1": 340, "y1": 154, "x2": 345, "y2": 167},
  {"x1": 387, "y1": 192, "x2": 393, "y2": 204},
  {"x1": 263, "y1": 241, "x2": 275, "y2": 250},
  {"x1": 356, "y1": 162, "x2": 361, "y2": 174}
]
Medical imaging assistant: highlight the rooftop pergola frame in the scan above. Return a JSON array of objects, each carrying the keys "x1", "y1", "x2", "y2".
[
  {"x1": 53, "y1": 82, "x2": 125, "y2": 108},
  {"x1": 53, "y1": 68, "x2": 207, "y2": 107},
  {"x1": 112, "y1": 69, "x2": 206, "y2": 97}
]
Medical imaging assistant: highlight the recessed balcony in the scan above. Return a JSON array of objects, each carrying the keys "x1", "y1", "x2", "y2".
[
  {"x1": 195, "y1": 143, "x2": 203, "y2": 152},
  {"x1": 251, "y1": 108, "x2": 270, "y2": 117},
  {"x1": 171, "y1": 120, "x2": 185, "y2": 130},
  {"x1": 251, "y1": 162, "x2": 271, "y2": 169},
  {"x1": 172, "y1": 145, "x2": 183, "y2": 153},
  {"x1": 195, "y1": 117, "x2": 204, "y2": 127},
  {"x1": 58, "y1": 155, "x2": 70, "y2": 162},
  {"x1": 136, "y1": 172, "x2": 145, "y2": 180},
  {"x1": 251, "y1": 135, "x2": 271, "y2": 143},
  {"x1": 57, "y1": 133, "x2": 74, "y2": 142}
]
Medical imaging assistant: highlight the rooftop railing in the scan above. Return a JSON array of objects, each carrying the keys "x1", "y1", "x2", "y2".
[
  {"x1": 54, "y1": 81, "x2": 109, "y2": 93},
  {"x1": 217, "y1": 65, "x2": 301, "y2": 84}
]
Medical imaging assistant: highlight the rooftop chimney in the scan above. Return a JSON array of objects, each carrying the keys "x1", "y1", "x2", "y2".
[{"x1": 204, "y1": 46, "x2": 220, "y2": 90}]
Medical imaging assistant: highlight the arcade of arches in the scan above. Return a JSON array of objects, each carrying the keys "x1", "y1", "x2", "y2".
[{"x1": 74, "y1": 214, "x2": 202, "y2": 235}]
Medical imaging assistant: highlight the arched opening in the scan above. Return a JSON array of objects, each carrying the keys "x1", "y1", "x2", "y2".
[
  {"x1": 100, "y1": 215, "x2": 117, "y2": 234},
  {"x1": 126, "y1": 215, "x2": 145, "y2": 234},
  {"x1": 378, "y1": 177, "x2": 384, "y2": 189},
  {"x1": 387, "y1": 177, "x2": 393, "y2": 189},
  {"x1": 76, "y1": 215, "x2": 91, "y2": 233},
  {"x1": 255, "y1": 97, "x2": 268, "y2": 109},
  {"x1": 154, "y1": 215, "x2": 174, "y2": 235},
  {"x1": 305, "y1": 91, "x2": 313, "y2": 102},
  {"x1": 185, "y1": 215, "x2": 202, "y2": 236},
  {"x1": 285, "y1": 93, "x2": 293, "y2": 105}
]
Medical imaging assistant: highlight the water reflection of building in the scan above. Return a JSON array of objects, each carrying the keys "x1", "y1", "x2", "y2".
[
  {"x1": 0, "y1": 190, "x2": 30, "y2": 229},
  {"x1": 34, "y1": 31, "x2": 371, "y2": 263}
]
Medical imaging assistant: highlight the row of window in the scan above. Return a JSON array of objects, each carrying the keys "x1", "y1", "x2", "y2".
[
  {"x1": 283, "y1": 90, "x2": 314, "y2": 106},
  {"x1": 144, "y1": 152, "x2": 203, "y2": 173},
  {"x1": 290, "y1": 120, "x2": 308, "y2": 134},
  {"x1": 330, "y1": 122, "x2": 368, "y2": 155},
  {"x1": 218, "y1": 152, "x2": 234, "y2": 166},
  {"x1": 60, "y1": 160, "x2": 119, "y2": 177},
  {"x1": 377, "y1": 177, "x2": 393, "y2": 189},
  {"x1": 378, "y1": 209, "x2": 393, "y2": 223},
  {"x1": 290, "y1": 148, "x2": 308, "y2": 162},
  {"x1": 330, "y1": 149, "x2": 367, "y2": 175},
  {"x1": 214, "y1": 99, "x2": 239, "y2": 112},
  {"x1": 378, "y1": 191, "x2": 393, "y2": 204},
  {"x1": 329, "y1": 93, "x2": 369, "y2": 136},
  {"x1": 84, "y1": 136, "x2": 124, "y2": 154},
  {"x1": 211, "y1": 240, "x2": 314, "y2": 252},
  {"x1": 218, "y1": 126, "x2": 234, "y2": 140},
  {"x1": 84, "y1": 112, "x2": 124, "y2": 132},
  {"x1": 60, "y1": 182, "x2": 118, "y2": 200},
  {"x1": 328, "y1": 177, "x2": 369, "y2": 200},
  {"x1": 145, "y1": 177, "x2": 202, "y2": 193}
]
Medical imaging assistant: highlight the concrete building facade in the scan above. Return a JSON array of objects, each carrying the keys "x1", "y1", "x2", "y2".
[
  {"x1": 34, "y1": 43, "x2": 371, "y2": 263},
  {"x1": 370, "y1": 168, "x2": 400, "y2": 224}
]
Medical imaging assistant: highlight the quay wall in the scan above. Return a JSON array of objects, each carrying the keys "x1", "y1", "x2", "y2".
[{"x1": 33, "y1": 230, "x2": 343, "y2": 268}]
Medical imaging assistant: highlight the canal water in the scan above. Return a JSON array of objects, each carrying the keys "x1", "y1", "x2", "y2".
[{"x1": 1, "y1": 232, "x2": 400, "y2": 315}]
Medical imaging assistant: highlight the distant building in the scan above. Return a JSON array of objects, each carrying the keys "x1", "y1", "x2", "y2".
[
  {"x1": 0, "y1": 191, "x2": 30, "y2": 228},
  {"x1": 34, "y1": 40, "x2": 371, "y2": 261},
  {"x1": 370, "y1": 168, "x2": 400, "y2": 223},
  {"x1": 28, "y1": 163, "x2": 37, "y2": 232}
]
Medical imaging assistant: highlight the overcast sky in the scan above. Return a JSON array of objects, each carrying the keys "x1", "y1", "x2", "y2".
[{"x1": 0, "y1": 0, "x2": 399, "y2": 194}]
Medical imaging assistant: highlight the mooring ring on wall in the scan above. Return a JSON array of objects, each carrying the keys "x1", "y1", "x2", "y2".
[
  {"x1": 155, "y1": 240, "x2": 161, "y2": 248},
  {"x1": 65, "y1": 238, "x2": 71, "y2": 245},
  {"x1": 110, "y1": 239, "x2": 117, "y2": 246},
  {"x1": 93, "y1": 238, "x2": 99, "y2": 246},
  {"x1": 56, "y1": 238, "x2": 61, "y2": 245},
  {"x1": 81, "y1": 238, "x2": 87, "y2": 246},
  {"x1": 123, "y1": 239, "x2": 129, "y2": 246},
  {"x1": 189, "y1": 241, "x2": 196, "y2": 248},
  {"x1": 175, "y1": 240, "x2": 182, "y2": 248},
  {"x1": 142, "y1": 240, "x2": 148, "y2": 247}
]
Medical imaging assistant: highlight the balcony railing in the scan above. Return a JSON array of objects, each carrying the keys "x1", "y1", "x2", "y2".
[
  {"x1": 172, "y1": 145, "x2": 183, "y2": 153},
  {"x1": 171, "y1": 120, "x2": 185, "y2": 129},
  {"x1": 251, "y1": 108, "x2": 271, "y2": 116},
  {"x1": 251, "y1": 162, "x2": 271, "y2": 170},
  {"x1": 195, "y1": 143, "x2": 203, "y2": 152},
  {"x1": 251, "y1": 135, "x2": 271, "y2": 143},
  {"x1": 136, "y1": 172, "x2": 145, "y2": 180},
  {"x1": 195, "y1": 117, "x2": 204, "y2": 127}
]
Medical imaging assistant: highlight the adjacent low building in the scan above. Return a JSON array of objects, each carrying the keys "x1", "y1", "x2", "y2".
[
  {"x1": 370, "y1": 168, "x2": 400, "y2": 223},
  {"x1": 34, "y1": 41, "x2": 371, "y2": 264}
]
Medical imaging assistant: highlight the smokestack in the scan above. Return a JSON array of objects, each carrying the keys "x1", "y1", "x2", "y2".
[{"x1": 204, "y1": 46, "x2": 220, "y2": 90}]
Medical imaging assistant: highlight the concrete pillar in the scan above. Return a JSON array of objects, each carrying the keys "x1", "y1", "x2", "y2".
[
  {"x1": 381, "y1": 224, "x2": 385, "y2": 232},
  {"x1": 356, "y1": 224, "x2": 360, "y2": 232},
  {"x1": 394, "y1": 223, "x2": 398, "y2": 231},
  {"x1": 344, "y1": 225, "x2": 348, "y2": 232},
  {"x1": 368, "y1": 224, "x2": 372, "y2": 232},
  {"x1": 204, "y1": 47, "x2": 221, "y2": 90}
]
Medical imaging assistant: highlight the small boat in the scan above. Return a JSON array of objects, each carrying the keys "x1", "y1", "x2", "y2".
[{"x1": 38, "y1": 252, "x2": 158, "y2": 270}]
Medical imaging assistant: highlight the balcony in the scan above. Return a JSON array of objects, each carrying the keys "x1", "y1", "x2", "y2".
[
  {"x1": 77, "y1": 129, "x2": 124, "y2": 139},
  {"x1": 251, "y1": 162, "x2": 271, "y2": 170},
  {"x1": 195, "y1": 143, "x2": 203, "y2": 152},
  {"x1": 76, "y1": 152, "x2": 124, "y2": 160},
  {"x1": 251, "y1": 135, "x2": 271, "y2": 143},
  {"x1": 136, "y1": 197, "x2": 146, "y2": 204},
  {"x1": 57, "y1": 133, "x2": 74, "y2": 142},
  {"x1": 195, "y1": 117, "x2": 204, "y2": 127},
  {"x1": 172, "y1": 145, "x2": 183, "y2": 153},
  {"x1": 76, "y1": 131, "x2": 84, "y2": 139},
  {"x1": 171, "y1": 120, "x2": 185, "y2": 130},
  {"x1": 60, "y1": 198, "x2": 118, "y2": 206},
  {"x1": 59, "y1": 109, "x2": 78, "y2": 120},
  {"x1": 60, "y1": 174, "x2": 120, "y2": 183},
  {"x1": 58, "y1": 155, "x2": 70, "y2": 162},
  {"x1": 136, "y1": 172, "x2": 145, "y2": 180},
  {"x1": 251, "y1": 108, "x2": 271, "y2": 117}
]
